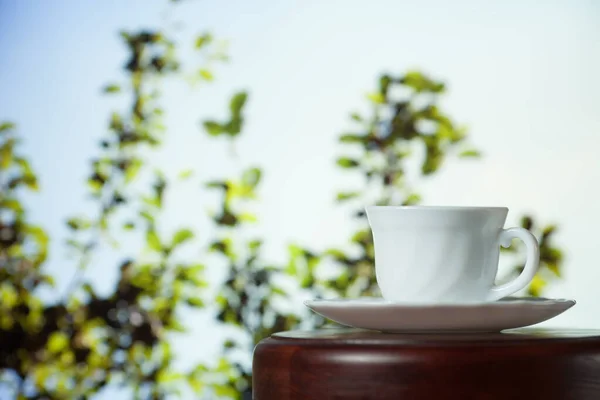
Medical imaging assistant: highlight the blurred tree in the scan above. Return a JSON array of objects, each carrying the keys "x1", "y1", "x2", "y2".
[
  {"x1": 0, "y1": 28, "x2": 225, "y2": 399},
  {"x1": 0, "y1": 9, "x2": 565, "y2": 400}
]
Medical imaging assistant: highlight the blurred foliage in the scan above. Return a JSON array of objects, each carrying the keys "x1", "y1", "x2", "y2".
[
  {"x1": 0, "y1": 7, "x2": 566, "y2": 400},
  {"x1": 1, "y1": 29, "x2": 223, "y2": 399}
]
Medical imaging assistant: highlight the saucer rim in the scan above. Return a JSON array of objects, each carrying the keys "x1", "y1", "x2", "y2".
[
  {"x1": 365, "y1": 205, "x2": 509, "y2": 212},
  {"x1": 304, "y1": 297, "x2": 576, "y2": 309}
]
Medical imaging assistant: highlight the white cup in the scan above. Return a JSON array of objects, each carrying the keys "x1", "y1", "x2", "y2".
[{"x1": 366, "y1": 206, "x2": 540, "y2": 304}]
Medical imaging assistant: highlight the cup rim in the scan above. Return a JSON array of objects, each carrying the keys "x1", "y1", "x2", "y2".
[{"x1": 366, "y1": 205, "x2": 508, "y2": 212}]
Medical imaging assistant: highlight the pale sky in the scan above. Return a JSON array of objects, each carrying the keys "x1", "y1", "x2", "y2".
[{"x1": 1, "y1": 0, "x2": 599, "y2": 398}]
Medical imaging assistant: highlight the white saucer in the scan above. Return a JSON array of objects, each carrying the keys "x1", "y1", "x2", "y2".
[{"x1": 304, "y1": 297, "x2": 576, "y2": 333}]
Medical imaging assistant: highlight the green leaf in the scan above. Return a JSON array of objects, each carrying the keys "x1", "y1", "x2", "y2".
[
  {"x1": 139, "y1": 210, "x2": 155, "y2": 223},
  {"x1": 158, "y1": 371, "x2": 185, "y2": 384},
  {"x1": 402, "y1": 71, "x2": 445, "y2": 93},
  {"x1": 242, "y1": 167, "x2": 262, "y2": 188},
  {"x1": 379, "y1": 74, "x2": 392, "y2": 96},
  {"x1": 103, "y1": 84, "x2": 121, "y2": 93},
  {"x1": 521, "y1": 216, "x2": 534, "y2": 230},
  {"x1": 542, "y1": 247, "x2": 563, "y2": 263},
  {"x1": 421, "y1": 141, "x2": 444, "y2": 174},
  {"x1": 188, "y1": 376, "x2": 204, "y2": 393},
  {"x1": 546, "y1": 262, "x2": 561, "y2": 277},
  {"x1": 178, "y1": 169, "x2": 194, "y2": 180},
  {"x1": 167, "y1": 318, "x2": 187, "y2": 332},
  {"x1": 239, "y1": 212, "x2": 258, "y2": 223},
  {"x1": 146, "y1": 229, "x2": 162, "y2": 251},
  {"x1": 119, "y1": 31, "x2": 131, "y2": 41},
  {"x1": 0, "y1": 138, "x2": 15, "y2": 169},
  {"x1": 366, "y1": 92, "x2": 385, "y2": 104},
  {"x1": 286, "y1": 244, "x2": 304, "y2": 275},
  {"x1": 195, "y1": 33, "x2": 213, "y2": 49},
  {"x1": 33, "y1": 365, "x2": 52, "y2": 389},
  {"x1": 23, "y1": 174, "x2": 39, "y2": 191},
  {"x1": 542, "y1": 225, "x2": 557, "y2": 238},
  {"x1": 142, "y1": 195, "x2": 160, "y2": 208},
  {"x1": 527, "y1": 274, "x2": 547, "y2": 297},
  {"x1": 351, "y1": 229, "x2": 370, "y2": 244},
  {"x1": 187, "y1": 263, "x2": 206, "y2": 274},
  {"x1": 458, "y1": 149, "x2": 481, "y2": 158},
  {"x1": 205, "y1": 180, "x2": 227, "y2": 190},
  {"x1": 215, "y1": 210, "x2": 238, "y2": 227},
  {"x1": 199, "y1": 69, "x2": 214, "y2": 81},
  {"x1": 109, "y1": 112, "x2": 123, "y2": 131},
  {"x1": 99, "y1": 216, "x2": 108, "y2": 231},
  {"x1": 0, "y1": 286, "x2": 18, "y2": 308},
  {"x1": 2, "y1": 198, "x2": 23, "y2": 212},
  {"x1": 224, "y1": 118, "x2": 242, "y2": 137},
  {"x1": 229, "y1": 91, "x2": 248, "y2": 116},
  {"x1": 185, "y1": 297, "x2": 205, "y2": 307},
  {"x1": 0, "y1": 121, "x2": 15, "y2": 132},
  {"x1": 16, "y1": 157, "x2": 35, "y2": 180},
  {"x1": 47, "y1": 332, "x2": 69, "y2": 354},
  {"x1": 324, "y1": 248, "x2": 347, "y2": 261},
  {"x1": 339, "y1": 134, "x2": 364, "y2": 144},
  {"x1": 66, "y1": 217, "x2": 92, "y2": 231},
  {"x1": 449, "y1": 126, "x2": 468, "y2": 143},
  {"x1": 26, "y1": 225, "x2": 49, "y2": 247},
  {"x1": 336, "y1": 192, "x2": 359, "y2": 201},
  {"x1": 402, "y1": 193, "x2": 422, "y2": 206},
  {"x1": 125, "y1": 158, "x2": 143, "y2": 182},
  {"x1": 172, "y1": 229, "x2": 194, "y2": 246},
  {"x1": 249, "y1": 240, "x2": 262, "y2": 254},
  {"x1": 336, "y1": 271, "x2": 349, "y2": 288},
  {"x1": 336, "y1": 157, "x2": 359, "y2": 168},
  {"x1": 42, "y1": 275, "x2": 56, "y2": 287},
  {"x1": 214, "y1": 384, "x2": 238, "y2": 397},
  {"x1": 300, "y1": 274, "x2": 315, "y2": 288},
  {"x1": 123, "y1": 221, "x2": 135, "y2": 230},
  {"x1": 203, "y1": 121, "x2": 224, "y2": 136}
]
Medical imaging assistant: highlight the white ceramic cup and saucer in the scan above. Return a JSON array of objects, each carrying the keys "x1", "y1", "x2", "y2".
[{"x1": 305, "y1": 206, "x2": 575, "y2": 333}]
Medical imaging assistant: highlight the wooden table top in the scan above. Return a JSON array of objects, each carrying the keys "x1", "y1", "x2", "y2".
[{"x1": 253, "y1": 328, "x2": 600, "y2": 400}]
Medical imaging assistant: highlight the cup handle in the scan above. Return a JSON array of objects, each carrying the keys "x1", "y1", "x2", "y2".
[{"x1": 487, "y1": 227, "x2": 540, "y2": 302}]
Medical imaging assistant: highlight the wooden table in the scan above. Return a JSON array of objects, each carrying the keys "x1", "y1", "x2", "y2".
[{"x1": 253, "y1": 328, "x2": 600, "y2": 399}]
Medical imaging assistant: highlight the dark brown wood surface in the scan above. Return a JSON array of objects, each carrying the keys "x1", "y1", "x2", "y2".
[{"x1": 252, "y1": 328, "x2": 600, "y2": 400}]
